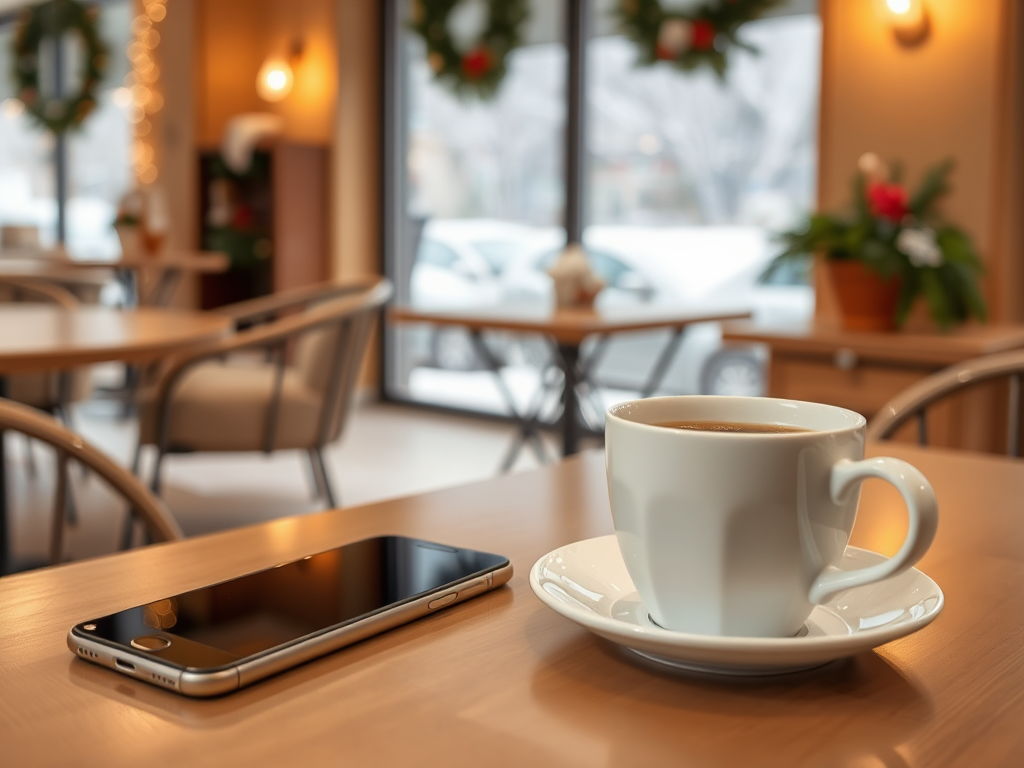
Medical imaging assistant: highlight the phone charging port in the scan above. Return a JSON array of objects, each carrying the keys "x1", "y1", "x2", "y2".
[{"x1": 115, "y1": 658, "x2": 136, "y2": 672}]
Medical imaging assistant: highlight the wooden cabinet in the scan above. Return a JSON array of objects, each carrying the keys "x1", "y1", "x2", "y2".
[
  {"x1": 723, "y1": 322, "x2": 1024, "y2": 453},
  {"x1": 197, "y1": 142, "x2": 329, "y2": 309}
]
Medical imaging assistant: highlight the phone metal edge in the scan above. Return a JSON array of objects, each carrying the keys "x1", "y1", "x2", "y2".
[
  {"x1": 235, "y1": 561, "x2": 512, "y2": 691},
  {"x1": 67, "y1": 561, "x2": 513, "y2": 698}
]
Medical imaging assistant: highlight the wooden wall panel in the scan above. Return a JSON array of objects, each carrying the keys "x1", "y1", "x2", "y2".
[
  {"x1": 273, "y1": 143, "x2": 329, "y2": 293},
  {"x1": 816, "y1": 0, "x2": 1019, "y2": 326}
]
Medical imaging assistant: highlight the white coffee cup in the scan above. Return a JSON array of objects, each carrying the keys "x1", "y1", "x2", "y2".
[{"x1": 605, "y1": 396, "x2": 938, "y2": 638}]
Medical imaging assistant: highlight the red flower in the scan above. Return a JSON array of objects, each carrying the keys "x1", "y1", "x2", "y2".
[
  {"x1": 461, "y1": 47, "x2": 493, "y2": 80},
  {"x1": 231, "y1": 205, "x2": 254, "y2": 230},
  {"x1": 691, "y1": 20, "x2": 716, "y2": 50},
  {"x1": 867, "y1": 182, "x2": 909, "y2": 221}
]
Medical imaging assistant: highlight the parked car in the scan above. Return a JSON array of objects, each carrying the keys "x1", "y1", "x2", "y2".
[
  {"x1": 405, "y1": 219, "x2": 813, "y2": 405},
  {"x1": 408, "y1": 219, "x2": 552, "y2": 369}
]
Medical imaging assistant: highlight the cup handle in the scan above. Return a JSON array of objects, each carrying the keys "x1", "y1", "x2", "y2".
[{"x1": 808, "y1": 457, "x2": 938, "y2": 605}]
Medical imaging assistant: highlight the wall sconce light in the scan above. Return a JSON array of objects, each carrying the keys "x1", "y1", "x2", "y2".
[
  {"x1": 256, "y1": 41, "x2": 303, "y2": 102},
  {"x1": 885, "y1": 0, "x2": 930, "y2": 47}
]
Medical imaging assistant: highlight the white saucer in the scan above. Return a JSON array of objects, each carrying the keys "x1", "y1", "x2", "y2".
[{"x1": 530, "y1": 535, "x2": 943, "y2": 676}]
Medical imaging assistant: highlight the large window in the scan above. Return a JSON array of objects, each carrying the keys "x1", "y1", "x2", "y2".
[
  {"x1": 384, "y1": 0, "x2": 819, "y2": 415},
  {"x1": 0, "y1": 0, "x2": 133, "y2": 257}
]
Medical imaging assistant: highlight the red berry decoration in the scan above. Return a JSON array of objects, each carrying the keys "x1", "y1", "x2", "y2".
[
  {"x1": 691, "y1": 20, "x2": 716, "y2": 50},
  {"x1": 409, "y1": 0, "x2": 529, "y2": 100},
  {"x1": 461, "y1": 47, "x2": 494, "y2": 80},
  {"x1": 616, "y1": 0, "x2": 781, "y2": 79}
]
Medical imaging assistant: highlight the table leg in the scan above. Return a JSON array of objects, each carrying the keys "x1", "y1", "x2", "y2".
[
  {"x1": 640, "y1": 326, "x2": 688, "y2": 399},
  {"x1": 0, "y1": 377, "x2": 9, "y2": 575},
  {"x1": 557, "y1": 343, "x2": 582, "y2": 456},
  {"x1": 149, "y1": 269, "x2": 182, "y2": 307},
  {"x1": 468, "y1": 331, "x2": 551, "y2": 472}
]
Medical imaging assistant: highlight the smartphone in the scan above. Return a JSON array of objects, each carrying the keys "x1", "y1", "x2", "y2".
[{"x1": 68, "y1": 535, "x2": 512, "y2": 697}]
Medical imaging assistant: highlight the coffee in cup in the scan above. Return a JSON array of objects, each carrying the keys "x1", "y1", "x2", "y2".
[{"x1": 605, "y1": 396, "x2": 938, "y2": 638}]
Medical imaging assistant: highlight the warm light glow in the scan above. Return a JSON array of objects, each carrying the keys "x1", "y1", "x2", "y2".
[
  {"x1": 129, "y1": 0, "x2": 166, "y2": 185},
  {"x1": 267, "y1": 70, "x2": 287, "y2": 90},
  {"x1": 112, "y1": 87, "x2": 133, "y2": 108},
  {"x1": 257, "y1": 58, "x2": 294, "y2": 102},
  {"x1": 1, "y1": 98, "x2": 25, "y2": 119},
  {"x1": 883, "y1": 0, "x2": 929, "y2": 46}
]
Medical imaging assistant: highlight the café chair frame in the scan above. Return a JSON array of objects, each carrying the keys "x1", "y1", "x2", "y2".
[{"x1": 866, "y1": 348, "x2": 1024, "y2": 457}]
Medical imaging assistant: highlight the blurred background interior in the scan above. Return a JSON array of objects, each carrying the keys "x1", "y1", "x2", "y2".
[{"x1": 0, "y1": 0, "x2": 1021, "y2": 569}]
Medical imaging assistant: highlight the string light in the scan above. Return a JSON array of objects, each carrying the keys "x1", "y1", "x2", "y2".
[{"x1": 128, "y1": 0, "x2": 166, "y2": 185}]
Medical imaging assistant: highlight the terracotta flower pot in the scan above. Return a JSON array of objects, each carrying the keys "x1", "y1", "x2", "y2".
[{"x1": 826, "y1": 260, "x2": 902, "y2": 332}]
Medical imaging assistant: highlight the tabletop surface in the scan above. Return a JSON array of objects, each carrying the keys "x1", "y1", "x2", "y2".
[
  {"x1": 722, "y1": 320, "x2": 1024, "y2": 366},
  {"x1": 0, "y1": 251, "x2": 229, "y2": 273},
  {"x1": 0, "y1": 305, "x2": 231, "y2": 373},
  {"x1": 390, "y1": 304, "x2": 751, "y2": 345},
  {"x1": 1, "y1": 443, "x2": 1021, "y2": 767}
]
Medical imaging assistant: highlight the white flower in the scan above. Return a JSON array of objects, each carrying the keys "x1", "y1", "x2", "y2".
[
  {"x1": 896, "y1": 227, "x2": 943, "y2": 268},
  {"x1": 857, "y1": 151, "x2": 889, "y2": 182}
]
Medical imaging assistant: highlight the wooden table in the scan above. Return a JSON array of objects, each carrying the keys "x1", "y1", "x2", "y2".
[
  {"x1": 390, "y1": 305, "x2": 750, "y2": 462},
  {"x1": 0, "y1": 444, "x2": 1021, "y2": 766},
  {"x1": 723, "y1": 321, "x2": 1024, "y2": 452},
  {"x1": 0, "y1": 305, "x2": 232, "y2": 574},
  {"x1": 0, "y1": 251, "x2": 230, "y2": 306}
]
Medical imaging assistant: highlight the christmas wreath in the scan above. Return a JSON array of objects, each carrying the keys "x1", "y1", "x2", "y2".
[
  {"x1": 616, "y1": 0, "x2": 783, "y2": 78},
  {"x1": 408, "y1": 0, "x2": 529, "y2": 100},
  {"x1": 10, "y1": 0, "x2": 108, "y2": 134}
]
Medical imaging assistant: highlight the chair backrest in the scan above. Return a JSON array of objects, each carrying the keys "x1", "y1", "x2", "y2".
[
  {"x1": 866, "y1": 348, "x2": 1024, "y2": 456},
  {"x1": 0, "y1": 398, "x2": 184, "y2": 565},
  {"x1": 0, "y1": 277, "x2": 90, "y2": 408},
  {"x1": 0, "y1": 276, "x2": 79, "y2": 308},
  {"x1": 291, "y1": 278, "x2": 392, "y2": 445},
  {"x1": 151, "y1": 278, "x2": 392, "y2": 455}
]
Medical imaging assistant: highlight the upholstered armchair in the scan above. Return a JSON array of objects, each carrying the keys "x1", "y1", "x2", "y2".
[{"x1": 135, "y1": 278, "x2": 392, "y2": 508}]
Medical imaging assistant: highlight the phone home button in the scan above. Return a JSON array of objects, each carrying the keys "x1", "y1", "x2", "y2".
[
  {"x1": 130, "y1": 635, "x2": 171, "y2": 651},
  {"x1": 428, "y1": 593, "x2": 458, "y2": 610}
]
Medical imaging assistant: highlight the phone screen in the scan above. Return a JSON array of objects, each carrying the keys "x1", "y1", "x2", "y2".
[{"x1": 77, "y1": 536, "x2": 508, "y2": 670}]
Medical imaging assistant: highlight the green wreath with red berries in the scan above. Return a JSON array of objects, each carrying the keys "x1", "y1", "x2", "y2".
[
  {"x1": 616, "y1": 0, "x2": 783, "y2": 78},
  {"x1": 408, "y1": 0, "x2": 529, "y2": 100},
  {"x1": 10, "y1": 0, "x2": 108, "y2": 135}
]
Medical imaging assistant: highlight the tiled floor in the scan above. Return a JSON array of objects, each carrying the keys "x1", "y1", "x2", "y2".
[{"x1": 4, "y1": 397, "x2": 591, "y2": 566}]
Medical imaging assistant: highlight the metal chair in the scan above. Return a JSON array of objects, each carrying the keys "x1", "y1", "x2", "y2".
[
  {"x1": 866, "y1": 348, "x2": 1024, "y2": 457},
  {"x1": 135, "y1": 278, "x2": 392, "y2": 508},
  {"x1": 0, "y1": 398, "x2": 183, "y2": 566},
  {"x1": 0, "y1": 277, "x2": 93, "y2": 426}
]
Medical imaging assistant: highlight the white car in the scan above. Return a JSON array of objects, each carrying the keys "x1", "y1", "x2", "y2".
[
  {"x1": 405, "y1": 219, "x2": 813, "y2": 398},
  {"x1": 409, "y1": 219, "x2": 551, "y2": 369}
]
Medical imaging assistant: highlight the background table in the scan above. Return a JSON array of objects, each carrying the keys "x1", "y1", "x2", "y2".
[
  {"x1": 0, "y1": 305, "x2": 232, "y2": 574},
  {"x1": 1, "y1": 443, "x2": 1021, "y2": 766},
  {"x1": 723, "y1": 321, "x2": 1024, "y2": 452},
  {"x1": 390, "y1": 305, "x2": 750, "y2": 462},
  {"x1": 0, "y1": 251, "x2": 229, "y2": 306}
]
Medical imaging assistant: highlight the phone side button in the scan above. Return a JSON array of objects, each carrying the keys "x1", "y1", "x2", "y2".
[
  {"x1": 428, "y1": 593, "x2": 458, "y2": 610},
  {"x1": 458, "y1": 583, "x2": 487, "y2": 599}
]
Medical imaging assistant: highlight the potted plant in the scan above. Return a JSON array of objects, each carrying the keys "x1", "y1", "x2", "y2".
[
  {"x1": 113, "y1": 189, "x2": 144, "y2": 257},
  {"x1": 767, "y1": 153, "x2": 986, "y2": 331}
]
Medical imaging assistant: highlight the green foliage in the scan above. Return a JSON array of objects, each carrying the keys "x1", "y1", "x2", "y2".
[
  {"x1": 766, "y1": 159, "x2": 986, "y2": 330},
  {"x1": 11, "y1": 0, "x2": 108, "y2": 135},
  {"x1": 615, "y1": 0, "x2": 784, "y2": 79},
  {"x1": 408, "y1": 0, "x2": 530, "y2": 100}
]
